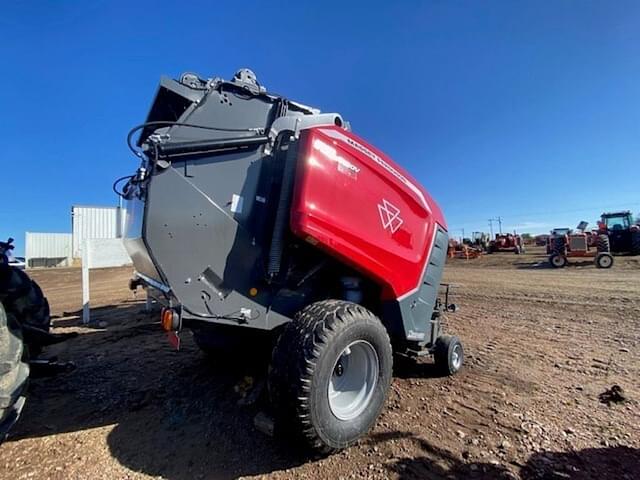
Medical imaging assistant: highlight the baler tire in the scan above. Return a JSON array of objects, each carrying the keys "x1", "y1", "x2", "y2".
[
  {"x1": 434, "y1": 335, "x2": 464, "y2": 376},
  {"x1": 0, "y1": 303, "x2": 29, "y2": 442},
  {"x1": 596, "y1": 234, "x2": 610, "y2": 254},
  {"x1": 268, "y1": 300, "x2": 392, "y2": 454}
]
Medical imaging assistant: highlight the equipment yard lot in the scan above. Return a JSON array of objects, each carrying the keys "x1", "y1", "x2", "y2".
[{"x1": 2, "y1": 249, "x2": 639, "y2": 480}]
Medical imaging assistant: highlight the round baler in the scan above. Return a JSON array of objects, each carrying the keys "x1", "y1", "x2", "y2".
[{"x1": 121, "y1": 69, "x2": 462, "y2": 452}]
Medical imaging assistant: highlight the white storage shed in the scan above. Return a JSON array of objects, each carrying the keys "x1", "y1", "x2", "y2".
[
  {"x1": 72, "y1": 205, "x2": 123, "y2": 259},
  {"x1": 25, "y1": 232, "x2": 73, "y2": 268}
]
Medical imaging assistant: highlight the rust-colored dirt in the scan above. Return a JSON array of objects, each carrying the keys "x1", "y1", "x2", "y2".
[{"x1": 1, "y1": 248, "x2": 638, "y2": 479}]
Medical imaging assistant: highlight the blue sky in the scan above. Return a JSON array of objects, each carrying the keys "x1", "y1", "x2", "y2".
[{"x1": 1, "y1": 1, "x2": 639, "y2": 254}]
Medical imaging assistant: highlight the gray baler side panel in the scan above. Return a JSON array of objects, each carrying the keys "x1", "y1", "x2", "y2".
[
  {"x1": 122, "y1": 192, "x2": 164, "y2": 284},
  {"x1": 144, "y1": 151, "x2": 291, "y2": 331},
  {"x1": 164, "y1": 90, "x2": 274, "y2": 143},
  {"x1": 382, "y1": 227, "x2": 448, "y2": 343},
  {"x1": 158, "y1": 75, "x2": 207, "y2": 103}
]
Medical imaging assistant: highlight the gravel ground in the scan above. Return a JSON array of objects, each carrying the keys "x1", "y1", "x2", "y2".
[{"x1": 1, "y1": 247, "x2": 638, "y2": 479}]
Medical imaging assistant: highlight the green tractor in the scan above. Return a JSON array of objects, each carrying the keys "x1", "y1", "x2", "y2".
[{"x1": 599, "y1": 211, "x2": 640, "y2": 255}]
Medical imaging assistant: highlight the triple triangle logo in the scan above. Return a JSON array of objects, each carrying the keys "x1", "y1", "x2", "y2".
[{"x1": 377, "y1": 199, "x2": 403, "y2": 234}]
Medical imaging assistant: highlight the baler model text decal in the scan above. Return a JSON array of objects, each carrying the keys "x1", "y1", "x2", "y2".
[{"x1": 319, "y1": 128, "x2": 430, "y2": 213}]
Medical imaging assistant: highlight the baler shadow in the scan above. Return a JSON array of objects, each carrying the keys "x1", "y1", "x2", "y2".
[
  {"x1": 8, "y1": 302, "x2": 307, "y2": 479},
  {"x1": 372, "y1": 432, "x2": 514, "y2": 479},
  {"x1": 55, "y1": 299, "x2": 148, "y2": 328},
  {"x1": 515, "y1": 259, "x2": 599, "y2": 270},
  {"x1": 393, "y1": 357, "x2": 446, "y2": 379},
  {"x1": 368, "y1": 431, "x2": 640, "y2": 479},
  {"x1": 104, "y1": 358, "x2": 308, "y2": 480}
]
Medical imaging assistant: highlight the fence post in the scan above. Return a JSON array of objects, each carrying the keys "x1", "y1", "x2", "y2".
[{"x1": 82, "y1": 240, "x2": 90, "y2": 324}]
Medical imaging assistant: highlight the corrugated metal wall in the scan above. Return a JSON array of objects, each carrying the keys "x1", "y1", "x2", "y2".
[
  {"x1": 25, "y1": 232, "x2": 73, "y2": 268},
  {"x1": 72, "y1": 205, "x2": 122, "y2": 258}
]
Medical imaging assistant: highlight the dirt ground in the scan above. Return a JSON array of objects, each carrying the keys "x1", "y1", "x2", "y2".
[{"x1": 1, "y1": 247, "x2": 638, "y2": 479}]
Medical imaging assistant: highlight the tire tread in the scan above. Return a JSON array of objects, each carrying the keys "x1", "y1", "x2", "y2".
[{"x1": 269, "y1": 300, "x2": 391, "y2": 453}]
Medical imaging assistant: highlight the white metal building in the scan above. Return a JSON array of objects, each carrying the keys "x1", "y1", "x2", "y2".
[
  {"x1": 25, "y1": 232, "x2": 73, "y2": 268},
  {"x1": 72, "y1": 205, "x2": 122, "y2": 258}
]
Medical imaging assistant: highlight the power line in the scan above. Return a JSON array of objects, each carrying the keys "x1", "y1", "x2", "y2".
[
  {"x1": 453, "y1": 201, "x2": 640, "y2": 226},
  {"x1": 488, "y1": 217, "x2": 502, "y2": 236}
]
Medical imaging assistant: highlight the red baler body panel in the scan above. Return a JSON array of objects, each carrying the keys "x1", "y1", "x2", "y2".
[{"x1": 290, "y1": 126, "x2": 447, "y2": 300}]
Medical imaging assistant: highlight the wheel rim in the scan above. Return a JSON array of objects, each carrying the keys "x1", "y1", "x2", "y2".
[
  {"x1": 328, "y1": 340, "x2": 379, "y2": 421},
  {"x1": 598, "y1": 255, "x2": 612, "y2": 268},
  {"x1": 451, "y1": 343, "x2": 463, "y2": 370},
  {"x1": 552, "y1": 256, "x2": 564, "y2": 267}
]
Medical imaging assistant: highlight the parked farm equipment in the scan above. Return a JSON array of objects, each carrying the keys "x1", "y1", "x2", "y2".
[
  {"x1": 548, "y1": 223, "x2": 613, "y2": 269},
  {"x1": 598, "y1": 211, "x2": 640, "y2": 255},
  {"x1": 449, "y1": 239, "x2": 483, "y2": 259},
  {"x1": 464, "y1": 232, "x2": 490, "y2": 252},
  {"x1": 535, "y1": 234, "x2": 549, "y2": 247},
  {"x1": 120, "y1": 68, "x2": 463, "y2": 453},
  {"x1": 488, "y1": 233, "x2": 523, "y2": 254}
]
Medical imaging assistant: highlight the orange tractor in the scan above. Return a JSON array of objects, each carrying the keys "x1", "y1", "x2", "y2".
[
  {"x1": 548, "y1": 222, "x2": 613, "y2": 269},
  {"x1": 448, "y1": 238, "x2": 483, "y2": 259}
]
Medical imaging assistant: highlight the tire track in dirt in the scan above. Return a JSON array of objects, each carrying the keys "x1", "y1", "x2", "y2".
[{"x1": 1, "y1": 255, "x2": 638, "y2": 480}]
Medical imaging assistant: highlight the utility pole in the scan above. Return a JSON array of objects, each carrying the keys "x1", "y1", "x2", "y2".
[
  {"x1": 489, "y1": 217, "x2": 503, "y2": 236},
  {"x1": 461, "y1": 228, "x2": 465, "y2": 242}
]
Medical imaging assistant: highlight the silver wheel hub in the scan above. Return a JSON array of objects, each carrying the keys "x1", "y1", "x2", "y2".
[
  {"x1": 328, "y1": 340, "x2": 379, "y2": 421},
  {"x1": 451, "y1": 344, "x2": 462, "y2": 370}
]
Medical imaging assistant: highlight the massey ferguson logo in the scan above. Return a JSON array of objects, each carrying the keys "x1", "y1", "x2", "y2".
[{"x1": 378, "y1": 199, "x2": 403, "y2": 234}]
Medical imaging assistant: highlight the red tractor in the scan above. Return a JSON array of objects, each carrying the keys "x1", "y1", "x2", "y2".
[
  {"x1": 598, "y1": 211, "x2": 640, "y2": 255},
  {"x1": 488, "y1": 233, "x2": 523, "y2": 254},
  {"x1": 549, "y1": 222, "x2": 613, "y2": 269}
]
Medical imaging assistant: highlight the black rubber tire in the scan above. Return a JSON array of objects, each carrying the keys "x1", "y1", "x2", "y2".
[
  {"x1": 434, "y1": 335, "x2": 464, "y2": 376},
  {"x1": 552, "y1": 237, "x2": 566, "y2": 255},
  {"x1": 595, "y1": 253, "x2": 614, "y2": 269},
  {"x1": 549, "y1": 254, "x2": 567, "y2": 268},
  {"x1": 631, "y1": 230, "x2": 640, "y2": 255},
  {"x1": 1, "y1": 268, "x2": 51, "y2": 333},
  {"x1": 268, "y1": 300, "x2": 392, "y2": 454},
  {"x1": 596, "y1": 234, "x2": 610, "y2": 254},
  {"x1": 0, "y1": 303, "x2": 29, "y2": 441}
]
